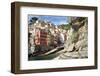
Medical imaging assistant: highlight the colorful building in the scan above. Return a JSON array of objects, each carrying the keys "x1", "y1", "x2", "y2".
[{"x1": 34, "y1": 28, "x2": 48, "y2": 45}]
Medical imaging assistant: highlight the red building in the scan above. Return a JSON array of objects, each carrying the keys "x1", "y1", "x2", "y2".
[
  {"x1": 34, "y1": 29, "x2": 47, "y2": 46},
  {"x1": 40, "y1": 29, "x2": 47, "y2": 45}
]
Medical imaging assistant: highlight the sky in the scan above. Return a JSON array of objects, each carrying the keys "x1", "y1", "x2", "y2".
[{"x1": 28, "y1": 15, "x2": 69, "y2": 25}]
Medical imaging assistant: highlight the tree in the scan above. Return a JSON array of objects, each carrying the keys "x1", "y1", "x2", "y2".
[
  {"x1": 29, "y1": 17, "x2": 39, "y2": 25},
  {"x1": 63, "y1": 23, "x2": 71, "y2": 30}
]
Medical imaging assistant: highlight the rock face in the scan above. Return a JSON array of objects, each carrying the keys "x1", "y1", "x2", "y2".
[{"x1": 54, "y1": 17, "x2": 88, "y2": 59}]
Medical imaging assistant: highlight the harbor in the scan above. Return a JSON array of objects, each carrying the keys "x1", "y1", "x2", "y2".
[{"x1": 28, "y1": 16, "x2": 88, "y2": 60}]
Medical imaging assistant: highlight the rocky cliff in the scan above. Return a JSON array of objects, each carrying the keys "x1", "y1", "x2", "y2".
[{"x1": 54, "y1": 17, "x2": 88, "y2": 59}]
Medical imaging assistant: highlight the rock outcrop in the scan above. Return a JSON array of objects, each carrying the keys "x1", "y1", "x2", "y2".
[{"x1": 54, "y1": 17, "x2": 88, "y2": 59}]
